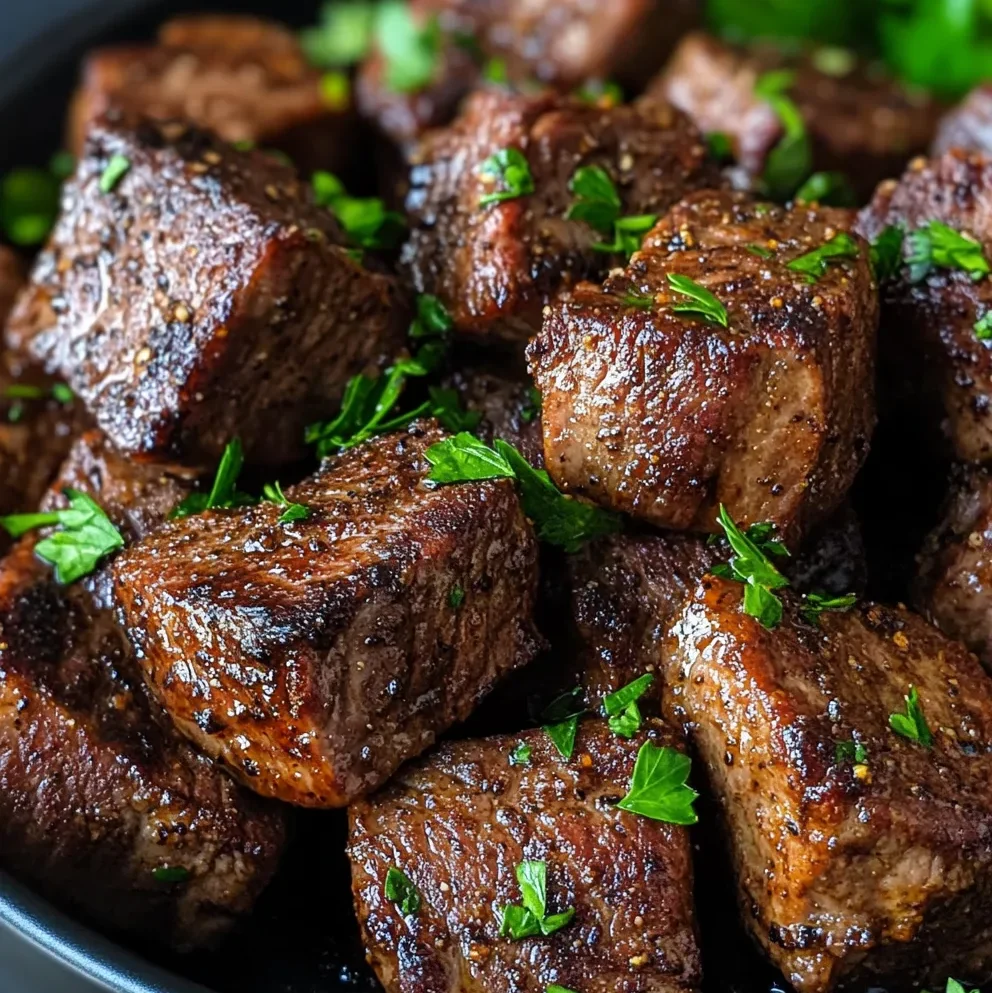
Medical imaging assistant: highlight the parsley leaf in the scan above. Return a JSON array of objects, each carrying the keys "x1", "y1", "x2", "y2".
[
  {"x1": 905, "y1": 220, "x2": 990, "y2": 284},
  {"x1": 889, "y1": 685, "x2": 933, "y2": 748},
  {"x1": 786, "y1": 232, "x2": 860, "y2": 283},
  {"x1": 300, "y1": 1, "x2": 376, "y2": 68},
  {"x1": 870, "y1": 225, "x2": 905, "y2": 282},
  {"x1": 499, "y1": 861, "x2": 575, "y2": 941},
  {"x1": 835, "y1": 740, "x2": 868, "y2": 765},
  {"x1": 715, "y1": 504, "x2": 790, "y2": 629},
  {"x1": 409, "y1": 293, "x2": 453, "y2": 338},
  {"x1": 617, "y1": 742, "x2": 698, "y2": 825},
  {"x1": 667, "y1": 274, "x2": 729, "y2": 328},
  {"x1": 941, "y1": 980, "x2": 979, "y2": 993},
  {"x1": 754, "y1": 70, "x2": 811, "y2": 200},
  {"x1": 320, "y1": 71, "x2": 352, "y2": 111},
  {"x1": 448, "y1": 583, "x2": 465, "y2": 608},
  {"x1": 384, "y1": 866, "x2": 420, "y2": 916},
  {"x1": 172, "y1": 438, "x2": 255, "y2": 519},
  {"x1": 312, "y1": 170, "x2": 405, "y2": 251},
  {"x1": 566, "y1": 165, "x2": 621, "y2": 235},
  {"x1": 0, "y1": 157, "x2": 69, "y2": 247},
  {"x1": 520, "y1": 386, "x2": 541, "y2": 423},
  {"x1": 547, "y1": 987, "x2": 578, "y2": 993},
  {"x1": 509, "y1": 742, "x2": 532, "y2": 766},
  {"x1": 574, "y1": 79, "x2": 623, "y2": 107},
  {"x1": 801, "y1": 591, "x2": 856, "y2": 625},
  {"x1": 152, "y1": 866, "x2": 190, "y2": 884},
  {"x1": 540, "y1": 687, "x2": 585, "y2": 760},
  {"x1": 593, "y1": 213, "x2": 657, "y2": 258},
  {"x1": 746, "y1": 243, "x2": 774, "y2": 259},
  {"x1": 1, "y1": 489, "x2": 124, "y2": 585},
  {"x1": 262, "y1": 482, "x2": 309, "y2": 523},
  {"x1": 425, "y1": 435, "x2": 620, "y2": 552},
  {"x1": 977, "y1": 312, "x2": 992, "y2": 341},
  {"x1": 376, "y1": 1, "x2": 441, "y2": 92},
  {"x1": 483, "y1": 57, "x2": 509, "y2": 85},
  {"x1": 794, "y1": 171, "x2": 856, "y2": 207},
  {"x1": 617, "y1": 288, "x2": 655, "y2": 310},
  {"x1": 706, "y1": 131, "x2": 734, "y2": 163},
  {"x1": 479, "y1": 148, "x2": 535, "y2": 207},
  {"x1": 603, "y1": 674, "x2": 655, "y2": 739},
  {"x1": 99, "y1": 154, "x2": 131, "y2": 194}
]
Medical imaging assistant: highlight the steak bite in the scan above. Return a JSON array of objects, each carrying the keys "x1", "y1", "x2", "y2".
[
  {"x1": 348, "y1": 719, "x2": 701, "y2": 993},
  {"x1": 856, "y1": 149, "x2": 992, "y2": 463},
  {"x1": 114, "y1": 423, "x2": 541, "y2": 808},
  {"x1": 0, "y1": 431, "x2": 286, "y2": 950},
  {"x1": 932, "y1": 84, "x2": 992, "y2": 156},
  {"x1": 664, "y1": 577, "x2": 992, "y2": 993},
  {"x1": 650, "y1": 32, "x2": 941, "y2": 200},
  {"x1": 68, "y1": 15, "x2": 352, "y2": 172},
  {"x1": 6, "y1": 115, "x2": 407, "y2": 466},
  {"x1": 0, "y1": 246, "x2": 24, "y2": 324},
  {"x1": 529, "y1": 189, "x2": 877, "y2": 541},
  {"x1": 402, "y1": 89, "x2": 720, "y2": 342},
  {"x1": 915, "y1": 466, "x2": 992, "y2": 669}
]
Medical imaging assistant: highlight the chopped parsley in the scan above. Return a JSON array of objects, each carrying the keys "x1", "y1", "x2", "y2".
[
  {"x1": 0, "y1": 153, "x2": 72, "y2": 246},
  {"x1": 835, "y1": 740, "x2": 868, "y2": 765},
  {"x1": 889, "y1": 685, "x2": 933, "y2": 748},
  {"x1": 566, "y1": 165, "x2": 621, "y2": 235},
  {"x1": 746, "y1": 243, "x2": 774, "y2": 259},
  {"x1": 575, "y1": 79, "x2": 623, "y2": 107},
  {"x1": 870, "y1": 225, "x2": 905, "y2": 282},
  {"x1": 300, "y1": 1, "x2": 376, "y2": 67},
  {"x1": 801, "y1": 591, "x2": 857, "y2": 625},
  {"x1": 754, "y1": 70, "x2": 811, "y2": 200},
  {"x1": 312, "y1": 170, "x2": 406, "y2": 251},
  {"x1": 479, "y1": 148, "x2": 535, "y2": 207},
  {"x1": 976, "y1": 311, "x2": 992, "y2": 341},
  {"x1": 376, "y1": 1, "x2": 442, "y2": 92},
  {"x1": 151, "y1": 866, "x2": 190, "y2": 884},
  {"x1": 3, "y1": 380, "x2": 73, "y2": 422},
  {"x1": 617, "y1": 742, "x2": 698, "y2": 825},
  {"x1": 499, "y1": 860, "x2": 575, "y2": 940},
  {"x1": 384, "y1": 866, "x2": 420, "y2": 916},
  {"x1": 99, "y1": 154, "x2": 131, "y2": 194},
  {"x1": 603, "y1": 674, "x2": 655, "y2": 739},
  {"x1": 0, "y1": 489, "x2": 124, "y2": 585},
  {"x1": 593, "y1": 213, "x2": 657, "y2": 258},
  {"x1": 172, "y1": 439, "x2": 255, "y2": 519},
  {"x1": 617, "y1": 289, "x2": 655, "y2": 310},
  {"x1": 520, "y1": 386, "x2": 541, "y2": 423},
  {"x1": 940, "y1": 981, "x2": 979, "y2": 993},
  {"x1": 905, "y1": 220, "x2": 990, "y2": 283},
  {"x1": 715, "y1": 504, "x2": 790, "y2": 629},
  {"x1": 409, "y1": 293, "x2": 453, "y2": 338},
  {"x1": 425, "y1": 434, "x2": 621, "y2": 552},
  {"x1": 786, "y1": 232, "x2": 860, "y2": 283},
  {"x1": 483, "y1": 57, "x2": 509, "y2": 85},
  {"x1": 706, "y1": 131, "x2": 735, "y2": 163},
  {"x1": 448, "y1": 583, "x2": 465, "y2": 608},
  {"x1": 509, "y1": 742, "x2": 532, "y2": 766},
  {"x1": 262, "y1": 482, "x2": 309, "y2": 523},
  {"x1": 320, "y1": 71, "x2": 351, "y2": 111},
  {"x1": 547, "y1": 987, "x2": 578, "y2": 993},
  {"x1": 540, "y1": 687, "x2": 585, "y2": 760},
  {"x1": 794, "y1": 171, "x2": 856, "y2": 207},
  {"x1": 667, "y1": 273, "x2": 729, "y2": 328}
]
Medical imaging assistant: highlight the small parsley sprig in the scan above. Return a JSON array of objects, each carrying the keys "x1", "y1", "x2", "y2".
[
  {"x1": 384, "y1": 866, "x2": 420, "y2": 916},
  {"x1": 479, "y1": 148, "x2": 535, "y2": 207},
  {"x1": 509, "y1": 742, "x2": 532, "y2": 766},
  {"x1": 603, "y1": 674, "x2": 654, "y2": 739},
  {"x1": 889, "y1": 685, "x2": 933, "y2": 748},
  {"x1": 171, "y1": 438, "x2": 255, "y2": 519},
  {"x1": 566, "y1": 165, "x2": 656, "y2": 258},
  {"x1": 312, "y1": 170, "x2": 406, "y2": 252},
  {"x1": 0, "y1": 151, "x2": 74, "y2": 247},
  {"x1": 905, "y1": 220, "x2": 990, "y2": 284},
  {"x1": 714, "y1": 504, "x2": 790, "y2": 628},
  {"x1": 375, "y1": 2, "x2": 442, "y2": 93},
  {"x1": 801, "y1": 591, "x2": 857, "y2": 625},
  {"x1": 99, "y1": 154, "x2": 131, "y2": 194},
  {"x1": 499, "y1": 860, "x2": 575, "y2": 941},
  {"x1": 794, "y1": 171, "x2": 856, "y2": 207},
  {"x1": 300, "y1": 1, "x2": 377, "y2": 68},
  {"x1": 667, "y1": 274, "x2": 729, "y2": 327},
  {"x1": 152, "y1": 865, "x2": 190, "y2": 884},
  {"x1": 787, "y1": 232, "x2": 860, "y2": 283},
  {"x1": 262, "y1": 482, "x2": 309, "y2": 523},
  {"x1": 754, "y1": 70, "x2": 812, "y2": 200},
  {"x1": 835, "y1": 740, "x2": 868, "y2": 765},
  {"x1": 0, "y1": 489, "x2": 124, "y2": 585},
  {"x1": 618, "y1": 741, "x2": 698, "y2": 825},
  {"x1": 539, "y1": 687, "x2": 586, "y2": 759},
  {"x1": 425, "y1": 434, "x2": 621, "y2": 552},
  {"x1": 870, "y1": 225, "x2": 905, "y2": 281}
]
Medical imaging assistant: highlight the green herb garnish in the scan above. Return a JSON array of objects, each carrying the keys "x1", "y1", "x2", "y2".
[
  {"x1": 754, "y1": 70, "x2": 811, "y2": 200},
  {"x1": 593, "y1": 213, "x2": 657, "y2": 258},
  {"x1": 746, "y1": 243, "x2": 774, "y2": 259},
  {"x1": 483, "y1": 57, "x2": 509, "y2": 85},
  {"x1": 99, "y1": 154, "x2": 131, "y2": 194},
  {"x1": 384, "y1": 866, "x2": 420, "y2": 916},
  {"x1": 566, "y1": 165, "x2": 621, "y2": 235},
  {"x1": 786, "y1": 232, "x2": 860, "y2": 283},
  {"x1": 801, "y1": 591, "x2": 857, "y2": 625},
  {"x1": 499, "y1": 861, "x2": 575, "y2": 940},
  {"x1": 889, "y1": 685, "x2": 933, "y2": 748},
  {"x1": 152, "y1": 866, "x2": 190, "y2": 883},
  {"x1": 448, "y1": 583, "x2": 465, "y2": 608},
  {"x1": 376, "y1": 1, "x2": 441, "y2": 92},
  {"x1": 409, "y1": 293, "x2": 453, "y2": 338},
  {"x1": 617, "y1": 289, "x2": 655, "y2": 310},
  {"x1": 547, "y1": 987, "x2": 578, "y2": 993},
  {"x1": 312, "y1": 170, "x2": 405, "y2": 251},
  {"x1": 520, "y1": 386, "x2": 541, "y2": 423},
  {"x1": 479, "y1": 148, "x2": 535, "y2": 207},
  {"x1": 870, "y1": 225, "x2": 905, "y2": 281},
  {"x1": 509, "y1": 742, "x2": 532, "y2": 766},
  {"x1": 171, "y1": 438, "x2": 255, "y2": 519},
  {"x1": 262, "y1": 482, "x2": 309, "y2": 523},
  {"x1": 835, "y1": 740, "x2": 868, "y2": 765},
  {"x1": 1, "y1": 489, "x2": 124, "y2": 585},
  {"x1": 320, "y1": 70, "x2": 352, "y2": 110},
  {"x1": 667, "y1": 274, "x2": 729, "y2": 328},
  {"x1": 540, "y1": 687, "x2": 585, "y2": 760},
  {"x1": 715, "y1": 504, "x2": 790, "y2": 628},
  {"x1": 707, "y1": 131, "x2": 734, "y2": 163},
  {"x1": 301, "y1": 1, "x2": 375, "y2": 67},
  {"x1": 617, "y1": 742, "x2": 698, "y2": 824},
  {"x1": 603, "y1": 674, "x2": 655, "y2": 739},
  {"x1": 794, "y1": 171, "x2": 856, "y2": 206},
  {"x1": 905, "y1": 220, "x2": 990, "y2": 284},
  {"x1": 977, "y1": 312, "x2": 992, "y2": 341},
  {"x1": 575, "y1": 79, "x2": 623, "y2": 106}
]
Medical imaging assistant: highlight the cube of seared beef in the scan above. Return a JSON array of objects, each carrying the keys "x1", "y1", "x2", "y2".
[
  {"x1": 348, "y1": 719, "x2": 701, "y2": 993},
  {"x1": 6, "y1": 116, "x2": 407, "y2": 466},
  {"x1": 529, "y1": 189, "x2": 877, "y2": 542},
  {"x1": 0, "y1": 431, "x2": 286, "y2": 950},
  {"x1": 569, "y1": 510, "x2": 866, "y2": 706},
  {"x1": 650, "y1": 33, "x2": 941, "y2": 201},
  {"x1": 68, "y1": 15, "x2": 352, "y2": 173},
  {"x1": 664, "y1": 577, "x2": 992, "y2": 993},
  {"x1": 932, "y1": 84, "x2": 992, "y2": 156},
  {"x1": 402, "y1": 89, "x2": 720, "y2": 342},
  {"x1": 113, "y1": 423, "x2": 541, "y2": 808},
  {"x1": 856, "y1": 149, "x2": 992, "y2": 462},
  {"x1": 915, "y1": 465, "x2": 992, "y2": 669},
  {"x1": 357, "y1": 0, "x2": 698, "y2": 149},
  {"x1": 0, "y1": 246, "x2": 24, "y2": 325}
]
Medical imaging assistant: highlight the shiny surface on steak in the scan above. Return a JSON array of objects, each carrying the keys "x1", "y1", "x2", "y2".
[
  {"x1": 529, "y1": 189, "x2": 876, "y2": 541},
  {"x1": 349, "y1": 719, "x2": 700, "y2": 993},
  {"x1": 0, "y1": 431, "x2": 286, "y2": 951},
  {"x1": 651, "y1": 32, "x2": 941, "y2": 200},
  {"x1": 6, "y1": 115, "x2": 406, "y2": 465},
  {"x1": 402, "y1": 88, "x2": 720, "y2": 340},
  {"x1": 932, "y1": 84, "x2": 992, "y2": 157},
  {"x1": 857, "y1": 149, "x2": 992, "y2": 463},
  {"x1": 114, "y1": 423, "x2": 541, "y2": 808},
  {"x1": 665, "y1": 577, "x2": 992, "y2": 993},
  {"x1": 68, "y1": 15, "x2": 352, "y2": 173}
]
